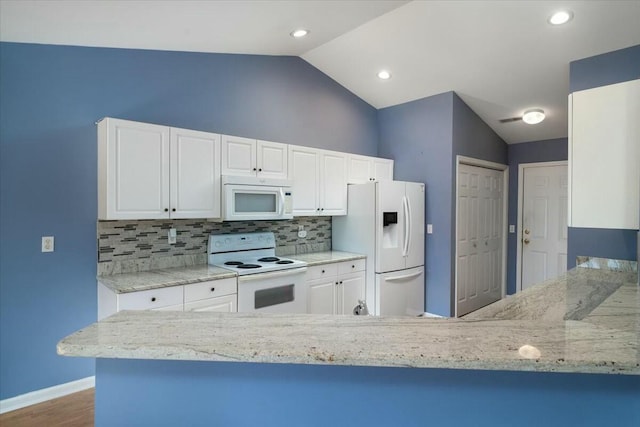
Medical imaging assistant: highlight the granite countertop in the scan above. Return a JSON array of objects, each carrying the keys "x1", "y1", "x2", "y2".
[
  {"x1": 62, "y1": 262, "x2": 639, "y2": 375},
  {"x1": 98, "y1": 251, "x2": 366, "y2": 294},
  {"x1": 98, "y1": 265, "x2": 236, "y2": 294},
  {"x1": 289, "y1": 251, "x2": 365, "y2": 266}
]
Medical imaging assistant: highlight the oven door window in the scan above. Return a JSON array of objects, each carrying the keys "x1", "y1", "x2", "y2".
[
  {"x1": 254, "y1": 284, "x2": 294, "y2": 309},
  {"x1": 235, "y1": 192, "x2": 277, "y2": 214}
]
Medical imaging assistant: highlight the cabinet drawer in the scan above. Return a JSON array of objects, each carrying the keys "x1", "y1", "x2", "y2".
[
  {"x1": 118, "y1": 286, "x2": 183, "y2": 311},
  {"x1": 338, "y1": 259, "x2": 365, "y2": 275},
  {"x1": 184, "y1": 278, "x2": 237, "y2": 303},
  {"x1": 307, "y1": 263, "x2": 338, "y2": 281}
]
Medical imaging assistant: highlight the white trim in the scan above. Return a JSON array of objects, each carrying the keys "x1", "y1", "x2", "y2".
[
  {"x1": 516, "y1": 161, "x2": 568, "y2": 293},
  {"x1": 0, "y1": 376, "x2": 95, "y2": 414},
  {"x1": 567, "y1": 94, "x2": 573, "y2": 227},
  {"x1": 454, "y1": 156, "x2": 509, "y2": 317}
]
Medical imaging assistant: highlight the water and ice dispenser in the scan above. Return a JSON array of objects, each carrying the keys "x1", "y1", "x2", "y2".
[{"x1": 382, "y1": 211, "x2": 399, "y2": 248}]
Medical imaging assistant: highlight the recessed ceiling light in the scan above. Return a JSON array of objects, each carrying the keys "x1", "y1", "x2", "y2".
[
  {"x1": 290, "y1": 29, "x2": 309, "y2": 38},
  {"x1": 548, "y1": 10, "x2": 573, "y2": 25},
  {"x1": 522, "y1": 109, "x2": 545, "y2": 125},
  {"x1": 377, "y1": 70, "x2": 391, "y2": 80}
]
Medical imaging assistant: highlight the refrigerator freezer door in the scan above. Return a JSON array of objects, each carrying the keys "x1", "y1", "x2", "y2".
[
  {"x1": 375, "y1": 180, "x2": 407, "y2": 273},
  {"x1": 376, "y1": 267, "x2": 425, "y2": 316},
  {"x1": 405, "y1": 182, "x2": 425, "y2": 269}
]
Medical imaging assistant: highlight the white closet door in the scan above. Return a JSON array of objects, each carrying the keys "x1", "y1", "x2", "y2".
[{"x1": 457, "y1": 164, "x2": 503, "y2": 316}]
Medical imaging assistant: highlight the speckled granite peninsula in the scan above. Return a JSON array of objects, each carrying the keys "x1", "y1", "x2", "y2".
[{"x1": 61, "y1": 259, "x2": 639, "y2": 375}]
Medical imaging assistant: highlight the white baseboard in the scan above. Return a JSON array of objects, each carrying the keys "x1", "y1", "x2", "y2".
[{"x1": 0, "y1": 376, "x2": 95, "y2": 414}]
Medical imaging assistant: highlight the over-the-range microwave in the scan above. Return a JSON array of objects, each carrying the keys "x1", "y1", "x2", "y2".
[{"x1": 221, "y1": 176, "x2": 293, "y2": 221}]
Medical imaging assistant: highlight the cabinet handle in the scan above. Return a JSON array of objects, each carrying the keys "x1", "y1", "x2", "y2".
[
  {"x1": 253, "y1": 168, "x2": 257, "y2": 171},
  {"x1": 210, "y1": 287, "x2": 216, "y2": 292},
  {"x1": 321, "y1": 270, "x2": 325, "y2": 273},
  {"x1": 320, "y1": 208, "x2": 324, "y2": 211},
  {"x1": 258, "y1": 168, "x2": 262, "y2": 172},
  {"x1": 151, "y1": 297, "x2": 156, "y2": 302},
  {"x1": 164, "y1": 208, "x2": 168, "y2": 212},
  {"x1": 335, "y1": 282, "x2": 339, "y2": 285},
  {"x1": 352, "y1": 265, "x2": 355, "y2": 269},
  {"x1": 172, "y1": 208, "x2": 176, "y2": 212}
]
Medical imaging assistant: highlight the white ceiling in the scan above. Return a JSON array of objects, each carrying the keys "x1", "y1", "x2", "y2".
[{"x1": 2, "y1": 0, "x2": 639, "y2": 144}]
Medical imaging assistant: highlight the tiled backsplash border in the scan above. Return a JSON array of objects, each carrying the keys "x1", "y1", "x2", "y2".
[{"x1": 97, "y1": 217, "x2": 331, "y2": 275}]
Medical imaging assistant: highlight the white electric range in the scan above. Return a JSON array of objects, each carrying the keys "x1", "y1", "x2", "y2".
[{"x1": 208, "y1": 232, "x2": 307, "y2": 313}]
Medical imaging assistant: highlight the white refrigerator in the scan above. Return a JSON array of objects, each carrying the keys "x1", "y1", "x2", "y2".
[{"x1": 332, "y1": 180, "x2": 425, "y2": 316}]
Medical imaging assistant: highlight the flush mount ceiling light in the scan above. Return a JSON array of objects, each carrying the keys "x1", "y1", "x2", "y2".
[
  {"x1": 522, "y1": 109, "x2": 546, "y2": 125},
  {"x1": 290, "y1": 29, "x2": 309, "y2": 38},
  {"x1": 548, "y1": 10, "x2": 573, "y2": 25},
  {"x1": 377, "y1": 70, "x2": 391, "y2": 80}
]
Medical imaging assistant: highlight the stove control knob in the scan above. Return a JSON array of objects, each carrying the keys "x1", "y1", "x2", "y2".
[{"x1": 225, "y1": 238, "x2": 231, "y2": 244}]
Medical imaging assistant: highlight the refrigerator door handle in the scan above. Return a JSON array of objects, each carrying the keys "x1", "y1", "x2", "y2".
[
  {"x1": 406, "y1": 193, "x2": 412, "y2": 257},
  {"x1": 384, "y1": 270, "x2": 423, "y2": 282},
  {"x1": 402, "y1": 196, "x2": 409, "y2": 257}
]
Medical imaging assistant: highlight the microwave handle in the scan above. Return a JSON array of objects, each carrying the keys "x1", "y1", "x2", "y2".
[{"x1": 279, "y1": 188, "x2": 285, "y2": 215}]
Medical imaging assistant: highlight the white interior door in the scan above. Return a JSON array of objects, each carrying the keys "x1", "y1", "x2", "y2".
[
  {"x1": 521, "y1": 164, "x2": 568, "y2": 290},
  {"x1": 457, "y1": 164, "x2": 503, "y2": 316}
]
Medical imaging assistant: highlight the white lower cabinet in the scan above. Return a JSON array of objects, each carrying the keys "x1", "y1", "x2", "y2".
[
  {"x1": 306, "y1": 260, "x2": 365, "y2": 315},
  {"x1": 184, "y1": 278, "x2": 237, "y2": 313},
  {"x1": 98, "y1": 277, "x2": 237, "y2": 319}
]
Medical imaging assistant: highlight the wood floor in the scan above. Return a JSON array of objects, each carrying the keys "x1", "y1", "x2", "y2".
[{"x1": 0, "y1": 388, "x2": 94, "y2": 427}]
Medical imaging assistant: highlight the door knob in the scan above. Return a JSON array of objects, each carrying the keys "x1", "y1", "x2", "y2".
[
  {"x1": 524, "y1": 229, "x2": 530, "y2": 235},
  {"x1": 523, "y1": 238, "x2": 530, "y2": 245}
]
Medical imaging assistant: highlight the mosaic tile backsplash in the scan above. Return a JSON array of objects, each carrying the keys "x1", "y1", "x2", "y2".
[{"x1": 97, "y1": 217, "x2": 332, "y2": 275}]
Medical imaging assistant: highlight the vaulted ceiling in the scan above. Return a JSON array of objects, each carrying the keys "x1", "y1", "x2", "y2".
[{"x1": 2, "y1": 0, "x2": 639, "y2": 143}]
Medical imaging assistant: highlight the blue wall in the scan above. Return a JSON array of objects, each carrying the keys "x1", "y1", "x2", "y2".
[
  {"x1": 96, "y1": 359, "x2": 640, "y2": 427},
  {"x1": 0, "y1": 42, "x2": 378, "y2": 400},
  {"x1": 452, "y1": 94, "x2": 508, "y2": 311},
  {"x1": 567, "y1": 45, "x2": 640, "y2": 265},
  {"x1": 506, "y1": 138, "x2": 568, "y2": 293},
  {"x1": 377, "y1": 92, "x2": 454, "y2": 316},
  {"x1": 378, "y1": 92, "x2": 507, "y2": 316}
]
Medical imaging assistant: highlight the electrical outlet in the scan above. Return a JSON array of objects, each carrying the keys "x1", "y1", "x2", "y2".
[
  {"x1": 298, "y1": 225, "x2": 304, "y2": 231},
  {"x1": 426, "y1": 224, "x2": 433, "y2": 234},
  {"x1": 509, "y1": 225, "x2": 515, "y2": 233},
  {"x1": 298, "y1": 230, "x2": 307, "y2": 238},
  {"x1": 42, "y1": 236, "x2": 54, "y2": 252},
  {"x1": 168, "y1": 228, "x2": 177, "y2": 245}
]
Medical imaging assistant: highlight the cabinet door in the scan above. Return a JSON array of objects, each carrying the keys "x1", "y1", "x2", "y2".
[
  {"x1": 288, "y1": 145, "x2": 320, "y2": 216},
  {"x1": 347, "y1": 154, "x2": 373, "y2": 184},
  {"x1": 184, "y1": 294, "x2": 237, "y2": 313},
  {"x1": 118, "y1": 286, "x2": 183, "y2": 311},
  {"x1": 152, "y1": 303, "x2": 184, "y2": 312},
  {"x1": 336, "y1": 272, "x2": 365, "y2": 315},
  {"x1": 170, "y1": 128, "x2": 221, "y2": 219},
  {"x1": 221, "y1": 135, "x2": 257, "y2": 176},
  {"x1": 99, "y1": 118, "x2": 170, "y2": 220},
  {"x1": 373, "y1": 158, "x2": 394, "y2": 181},
  {"x1": 570, "y1": 79, "x2": 639, "y2": 229},
  {"x1": 319, "y1": 150, "x2": 347, "y2": 216},
  {"x1": 307, "y1": 279, "x2": 336, "y2": 315},
  {"x1": 257, "y1": 140, "x2": 288, "y2": 179}
]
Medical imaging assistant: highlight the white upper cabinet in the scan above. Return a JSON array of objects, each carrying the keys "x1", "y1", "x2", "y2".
[
  {"x1": 288, "y1": 145, "x2": 347, "y2": 216},
  {"x1": 347, "y1": 154, "x2": 394, "y2": 184},
  {"x1": 98, "y1": 118, "x2": 221, "y2": 220},
  {"x1": 170, "y1": 127, "x2": 221, "y2": 219},
  {"x1": 221, "y1": 135, "x2": 288, "y2": 179},
  {"x1": 569, "y1": 79, "x2": 639, "y2": 229},
  {"x1": 288, "y1": 145, "x2": 320, "y2": 216}
]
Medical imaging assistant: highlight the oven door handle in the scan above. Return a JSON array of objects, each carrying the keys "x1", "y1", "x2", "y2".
[
  {"x1": 279, "y1": 188, "x2": 285, "y2": 215},
  {"x1": 238, "y1": 267, "x2": 308, "y2": 283}
]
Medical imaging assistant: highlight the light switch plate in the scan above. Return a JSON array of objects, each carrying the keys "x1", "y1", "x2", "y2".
[
  {"x1": 426, "y1": 224, "x2": 433, "y2": 234},
  {"x1": 168, "y1": 228, "x2": 177, "y2": 245},
  {"x1": 509, "y1": 225, "x2": 515, "y2": 233},
  {"x1": 42, "y1": 236, "x2": 54, "y2": 252}
]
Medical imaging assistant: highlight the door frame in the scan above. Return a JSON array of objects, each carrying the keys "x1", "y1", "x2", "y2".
[
  {"x1": 515, "y1": 160, "x2": 568, "y2": 292},
  {"x1": 454, "y1": 156, "x2": 509, "y2": 317}
]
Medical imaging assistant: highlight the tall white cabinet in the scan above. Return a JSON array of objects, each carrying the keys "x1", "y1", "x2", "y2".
[
  {"x1": 569, "y1": 79, "x2": 640, "y2": 230},
  {"x1": 98, "y1": 118, "x2": 221, "y2": 220},
  {"x1": 288, "y1": 146, "x2": 348, "y2": 216}
]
